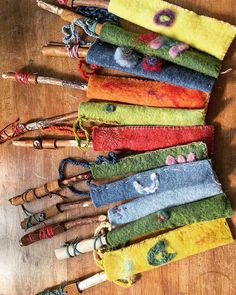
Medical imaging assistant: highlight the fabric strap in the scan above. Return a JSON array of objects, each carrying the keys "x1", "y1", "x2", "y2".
[
  {"x1": 107, "y1": 160, "x2": 223, "y2": 226},
  {"x1": 97, "y1": 219, "x2": 233, "y2": 283},
  {"x1": 86, "y1": 41, "x2": 215, "y2": 92},
  {"x1": 108, "y1": 0, "x2": 236, "y2": 59},
  {"x1": 107, "y1": 193, "x2": 233, "y2": 248},
  {"x1": 78, "y1": 102, "x2": 205, "y2": 126}
]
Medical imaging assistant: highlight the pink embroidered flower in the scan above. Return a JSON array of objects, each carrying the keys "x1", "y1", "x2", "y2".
[
  {"x1": 149, "y1": 37, "x2": 164, "y2": 49},
  {"x1": 169, "y1": 42, "x2": 189, "y2": 58},
  {"x1": 177, "y1": 155, "x2": 186, "y2": 163},
  {"x1": 165, "y1": 155, "x2": 177, "y2": 165},
  {"x1": 187, "y1": 152, "x2": 196, "y2": 162}
]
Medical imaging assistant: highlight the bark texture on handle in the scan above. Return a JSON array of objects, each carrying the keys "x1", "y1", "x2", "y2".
[
  {"x1": 20, "y1": 223, "x2": 66, "y2": 246},
  {"x1": 9, "y1": 180, "x2": 61, "y2": 206},
  {"x1": 20, "y1": 204, "x2": 61, "y2": 229},
  {"x1": 20, "y1": 199, "x2": 93, "y2": 230},
  {"x1": 9, "y1": 172, "x2": 91, "y2": 206},
  {"x1": 64, "y1": 214, "x2": 107, "y2": 230},
  {"x1": 61, "y1": 9, "x2": 84, "y2": 22},
  {"x1": 62, "y1": 0, "x2": 109, "y2": 9},
  {"x1": 20, "y1": 215, "x2": 106, "y2": 246}
]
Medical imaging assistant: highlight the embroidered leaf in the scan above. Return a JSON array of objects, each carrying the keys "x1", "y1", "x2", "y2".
[{"x1": 147, "y1": 240, "x2": 176, "y2": 266}]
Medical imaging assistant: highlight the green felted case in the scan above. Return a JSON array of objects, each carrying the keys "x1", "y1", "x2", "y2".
[
  {"x1": 78, "y1": 102, "x2": 205, "y2": 126},
  {"x1": 100, "y1": 23, "x2": 222, "y2": 78},
  {"x1": 107, "y1": 193, "x2": 233, "y2": 248},
  {"x1": 90, "y1": 141, "x2": 208, "y2": 179}
]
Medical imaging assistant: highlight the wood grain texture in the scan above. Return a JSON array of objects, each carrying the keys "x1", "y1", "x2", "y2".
[{"x1": 0, "y1": 0, "x2": 235, "y2": 294}]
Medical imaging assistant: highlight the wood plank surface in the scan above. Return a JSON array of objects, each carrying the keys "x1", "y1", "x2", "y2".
[{"x1": 0, "y1": 0, "x2": 235, "y2": 294}]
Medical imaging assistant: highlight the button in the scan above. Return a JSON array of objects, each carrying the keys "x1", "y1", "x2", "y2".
[
  {"x1": 157, "y1": 210, "x2": 170, "y2": 222},
  {"x1": 104, "y1": 104, "x2": 116, "y2": 113}
]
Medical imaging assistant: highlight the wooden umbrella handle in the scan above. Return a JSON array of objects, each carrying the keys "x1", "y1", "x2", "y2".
[
  {"x1": 20, "y1": 204, "x2": 61, "y2": 229},
  {"x1": 9, "y1": 180, "x2": 61, "y2": 206},
  {"x1": 42, "y1": 45, "x2": 88, "y2": 58},
  {"x1": 10, "y1": 172, "x2": 91, "y2": 206},
  {"x1": 20, "y1": 223, "x2": 66, "y2": 246},
  {"x1": 58, "y1": 0, "x2": 109, "y2": 9},
  {"x1": 20, "y1": 215, "x2": 106, "y2": 246}
]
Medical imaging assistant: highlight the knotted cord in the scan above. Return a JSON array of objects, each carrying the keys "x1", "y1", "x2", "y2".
[
  {"x1": 62, "y1": 18, "x2": 99, "y2": 46},
  {"x1": 58, "y1": 157, "x2": 91, "y2": 196},
  {"x1": 75, "y1": 6, "x2": 119, "y2": 25},
  {"x1": 38, "y1": 284, "x2": 66, "y2": 295}
]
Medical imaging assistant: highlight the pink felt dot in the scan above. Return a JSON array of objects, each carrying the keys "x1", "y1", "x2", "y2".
[
  {"x1": 169, "y1": 43, "x2": 189, "y2": 58},
  {"x1": 149, "y1": 37, "x2": 164, "y2": 49},
  {"x1": 187, "y1": 152, "x2": 196, "y2": 162},
  {"x1": 165, "y1": 155, "x2": 177, "y2": 165},
  {"x1": 177, "y1": 155, "x2": 186, "y2": 163}
]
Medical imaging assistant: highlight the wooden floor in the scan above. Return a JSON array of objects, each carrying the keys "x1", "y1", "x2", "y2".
[{"x1": 0, "y1": 0, "x2": 236, "y2": 294}]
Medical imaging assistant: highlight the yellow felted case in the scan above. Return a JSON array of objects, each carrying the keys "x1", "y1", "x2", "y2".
[{"x1": 108, "y1": 0, "x2": 236, "y2": 60}]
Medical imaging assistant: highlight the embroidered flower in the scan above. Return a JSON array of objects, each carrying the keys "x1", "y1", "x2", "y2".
[
  {"x1": 114, "y1": 47, "x2": 140, "y2": 68},
  {"x1": 154, "y1": 9, "x2": 176, "y2": 27},
  {"x1": 157, "y1": 210, "x2": 170, "y2": 222},
  {"x1": 187, "y1": 152, "x2": 196, "y2": 162},
  {"x1": 142, "y1": 56, "x2": 164, "y2": 72},
  {"x1": 137, "y1": 32, "x2": 159, "y2": 43},
  {"x1": 177, "y1": 155, "x2": 186, "y2": 163},
  {"x1": 165, "y1": 155, "x2": 177, "y2": 166},
  {"x1": 97, "y1": 128, "x2": 124, "y2": 150},
  {"x1": 169, "y1": 42, "x2": 189, "y2": 58},
  {"x1": 149, "y1": 36, "x2": 164, "y2": 49}
]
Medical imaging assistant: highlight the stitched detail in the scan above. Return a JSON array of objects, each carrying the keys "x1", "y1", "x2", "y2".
[
  {"x1": 147, "y1": 240, "x2": 176, "y2": 266},
  {"x1": 133, "y1": 173, "x2": 159, "y2": 195},
  {"x1": 91, "y1": 125, "x2": 214, "y2": 155},
  {"x1": 153, "y1": 9, "x2": 175, "y2": 27}
]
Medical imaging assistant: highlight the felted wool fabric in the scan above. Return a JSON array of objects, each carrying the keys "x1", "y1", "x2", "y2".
[
  {"x1": 92, "y1": 125, "x2": 214, "y2": 155},
  {"x1": 86, "y1": 41, "x2": 215, "y2": 92},
  {"x1": 97, "y1": 219, "x2": 233, "y2": 283},
  {"x1": 107, "y1": 193, "x2": 233, "y2": 248},
  {"x1": 87, "y1": 75, "x2": 209, "y2": 109},
  {"x1": 108, "y1": 160, "x2": 223, "y2": 226},
  {"x1": 91, "y1": 141, "x2": 209, "y2": 180},
  {"x1": 108, "y1": 0, "x2": 236, "y2": 60},
  {"x1": 100, "y1": 23, "x2": 221, "y2": 78},
  {"x1": 90, "y1": 159, "x2": 221, "y2": 208},
  {"x1": 78, "y1": 102, "x2": 205, "y2": 126}
]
